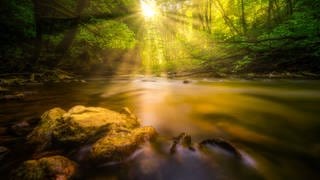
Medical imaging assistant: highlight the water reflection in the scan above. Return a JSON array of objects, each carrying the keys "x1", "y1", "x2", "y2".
[{"x1": 1, "y1": 78, "x2": 320, "y2": 179}]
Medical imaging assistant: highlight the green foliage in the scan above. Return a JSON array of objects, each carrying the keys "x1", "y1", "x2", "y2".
[
  {"x1": 0, "y1": 0, "x2": 35, "y2": 40},
  {"x1": 83, "y1": 0, "x2": 135, "y2": 17},
  {"x1": 77, "y1": 20, "x2": 136, "y2": 50},
  {"x1": 233, "y1": 56, "x2": 253, "y2": 72},
  {"x1": 43, "y1": 34, "x2": 65, "y2": 47},
  {"x1": 0, "y1": 0, "x2": 319, "y2": 74},
  {"x1": 68, "y1": 19, "x2": 136, "y2": 60}
]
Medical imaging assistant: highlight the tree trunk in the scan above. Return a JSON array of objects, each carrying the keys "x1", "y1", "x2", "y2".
[
  {"x1": 267, "y1": 0, "x2": 273, "y2": 29},
  {"x1": 32, "y1": 0, "x2": 42, "y2": 69},
  {"x1": 240, "y1": 0, "x2": 247, "y2": 35}
]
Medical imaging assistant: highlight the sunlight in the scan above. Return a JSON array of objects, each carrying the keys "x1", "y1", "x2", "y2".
[{"x1": 140, "y1": 0, "x2": 158, "y2": 18}]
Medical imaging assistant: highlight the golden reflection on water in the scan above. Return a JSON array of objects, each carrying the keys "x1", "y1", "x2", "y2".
[
  {"x1": 26, "y1": 77, "x2": 318, "y2": 179},
  {"x1": 122, "y1": 78, "x2": 320, "y2": 179}
]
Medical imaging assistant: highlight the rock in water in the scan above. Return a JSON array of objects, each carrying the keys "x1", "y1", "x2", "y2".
[
  {"x1": 170, "y1": 132, "x2": 195, "y2": 154},
  {"x1": 27, "y1": 105, "x2": 157, "y2": 162},
  {"x1": 199, "y1": 138, "x2": 242, "y2": 158},
  {"x1": 183, "y1": 80, "x2": 191, "y2": 84},
  {"x1": 13, "y1": 155, "x2": 77, "y2": 180},
  {"x1": 53, "y1": 106, "x2": 140, "y2": 144},
  {"x1": 90, "y1": 126, "x2": 157, "y2": 162},
  {"x1": 27, "y1": 106, "x2": 140, "y2": 148},
  {"x1": 11, "y1": 121, "x2": 31, "y2": 136},
  {"x1": 27, "y1": 108, "x2": 66, "y2": 151}
]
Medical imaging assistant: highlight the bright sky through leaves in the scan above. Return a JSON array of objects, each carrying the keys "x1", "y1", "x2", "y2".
[{"x1": 140, "y1": 0, "x2": 157, "y2": 18}]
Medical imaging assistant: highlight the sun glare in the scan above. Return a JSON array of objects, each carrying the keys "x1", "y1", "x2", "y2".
[{"x1": 141, "y1": 0, "x2": 157, "y2": 18}]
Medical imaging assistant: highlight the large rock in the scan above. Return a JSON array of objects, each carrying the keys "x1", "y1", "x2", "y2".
[
  {"x1": 27, "y1": 108, "x2": 66, "y2": 151},
  {"x1": 52, "y1": 106, "x2": 140, "y2": 144},
  {"x1": 27, "y1": 106, "x2": 157, "y2": 163},
  {"x1": 90, "y1": 126, "x2": 157, "y2": 162},
  {"x1": 13, "y1": 155, "x2": 77, "y2": 180},
  {"x1": 27, "y1": 106, "x2": 142, "y2": 149}
]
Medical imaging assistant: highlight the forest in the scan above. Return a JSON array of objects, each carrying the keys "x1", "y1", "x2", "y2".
[
  {"x1": 1, "y1": 0, "x2": 319, "y2": 77},
  {"x1": 1, "y1": 1, "x2": 320, "y2": 180}
]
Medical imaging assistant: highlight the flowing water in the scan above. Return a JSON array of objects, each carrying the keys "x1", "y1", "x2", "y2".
[{"x1": 1, "y1": 77, "x2": 320, "y2": 179}]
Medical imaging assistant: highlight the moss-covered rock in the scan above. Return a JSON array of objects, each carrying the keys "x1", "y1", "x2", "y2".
[
  {"x1": 90, "y1": 126, "x2": 157, "y2": 162},
  {"x1": 27, "y1": 106, "x2": 157, "y2": 163},
  {"x1": 27, "y1": 106, "x2": 141, "y2": 149},
  {"x1": 52, "y1": 105, "x2": 140, "y2": 144},
  {"x1": 27, "y1": 108, "x2": 66, "y2": 151},
  {"x1": 13, "y1": 155, "x2": 77, "y2": 180}
]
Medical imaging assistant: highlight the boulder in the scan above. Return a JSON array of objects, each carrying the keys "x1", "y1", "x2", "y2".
[
  {"x1": 13, "y1": 155, "x2": 77, "y2": 180},
  {"x1": 27, "y1": 106, "x2": 140, "y2": 149},
  {"x1": 90, "y1": 126, "x2": 157, "y2": 162},
  {"x1": 27, "y1": 106, "x2": 157, "y2": 163},
  {"x1": 52, "y1": 106, "x2": 140, "y2": 144},
  {"x1": 27, "y1": 108, "x2": 66, "y2": 151}
]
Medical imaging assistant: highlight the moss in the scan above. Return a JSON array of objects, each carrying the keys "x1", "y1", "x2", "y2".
[
  {"x1": 27, "y1": 108, "x2": 66, "y2": 151},
  {"x1": 52, "y1": 106, "x2": 140, "y2": 145},
  {"x1": 27, "y1": 106, "x2": 141, "y2": 150},
  {"x1": 14, "y1": 160, "x2": 45, "y2": 180},
  {"x1": 13, "y1": 156, "x2": 77, "y2": 180},
  {"x1": 90, "y1": 126, "x2": 157, "y2": 162}
]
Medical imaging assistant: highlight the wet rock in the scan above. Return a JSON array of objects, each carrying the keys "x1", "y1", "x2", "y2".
[
  {"x1": 27, "y1": 106, "x2": 158, "y2": 163},
  {"x1": 141, "y1": 79, "x2": 156, "y2": 82},
  {"x1": 199, "y1": 138, "x2": 241, "y2": 158},
  {"x1": 167, "y1": 72, "x2": 177, "y2": 78},
  {"x1": 0, "y1": 78, "x2": 26, "y2": 86},
  {"x1": 32, "y1": 150, "x2": 64, "y2": 160},
  {"x1": 0, "y1": 93, "x2": 25, "y2": 101},
  {"x1": 27, "y1": 108, "x2": 66, "y2": 151},
  {"x1": 11, "y1": 121, "x2": 31, "y2": 136},
  {"x1": 183, "y1": 80, "x2": 191, "y2": 84},
  {"x1": 13, "y1": 155, "x2": 77, "y2": 180},
  {"x1": 27, "y1": 106, "x2": 141, "y2": 150},
  {"x1": 52, "y1": 106, "x2": 140, "y2": 145},
  {"x1": 90, "y1": 126, "x2": 157, "y2": 162},
  {"x1": 120, "y1": 107, "x2": 137, "y2": 120},
  {"x1": 170, "y1": 132, "x2": 195, "y2": 154},
  {"x1": 0, "y1": 146, "x2": 9, "y2": 161}
]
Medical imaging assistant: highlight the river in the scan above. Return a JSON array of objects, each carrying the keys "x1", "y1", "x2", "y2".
[{"x1": 1, "y1": 77, "x2": 320, "y2": 179}]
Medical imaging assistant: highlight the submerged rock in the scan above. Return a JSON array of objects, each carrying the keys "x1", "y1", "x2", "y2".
[
  {"x1": 183, "y1": 80, "x2": 191, "y2": 84},
  {"x1": 13, "y1": 155, "x2": 77, "y2": 180},
  {"x1": 90, "y1": 126, "x2": 157, "y2": 162},
  {"x1": 0, "y1": 93, "x2": 25, "y2": 101},
  {"x1": 170, "y1": 132, "x2": 195, "y2": 154},
  {"x1": 199, "y1": 138, "x2": 241, "y2": 158},
  {"x1": 11, "y1": 121, "x2": 32, "y2": 136}
]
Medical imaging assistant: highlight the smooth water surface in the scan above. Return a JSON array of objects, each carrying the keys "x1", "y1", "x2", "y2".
[{"x1": 1, "y1": 77, "x2": 320, "y2": 179}]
